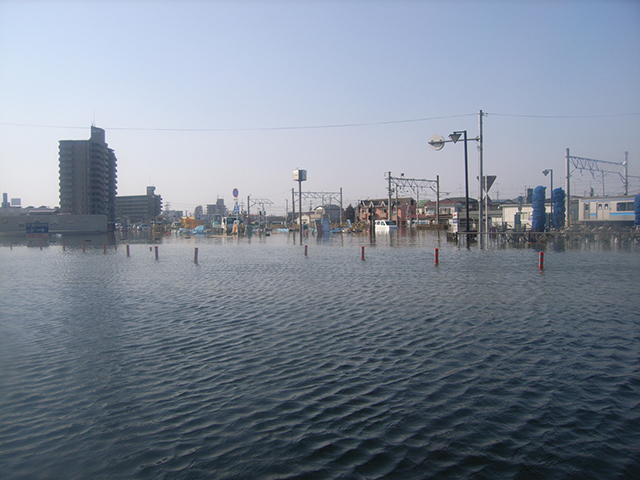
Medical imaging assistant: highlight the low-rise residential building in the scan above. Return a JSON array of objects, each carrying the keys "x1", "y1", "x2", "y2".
[{"x1": 358, "y1": 197, "x2": 415, "y2": 225}]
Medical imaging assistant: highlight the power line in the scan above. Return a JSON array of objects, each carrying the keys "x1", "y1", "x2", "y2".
[
  {"x1": 0, "y1": 114, "x2": 476, "y2": 132},
  {"x1": 1, "y1": 110, "x2": 637, "y2": 132},
  {"x1": 486, "y1": 112, "x2": 640, "y2": 119},
  {"x1": 0, "y1": 112, "x2": 640, "y2": 132}
]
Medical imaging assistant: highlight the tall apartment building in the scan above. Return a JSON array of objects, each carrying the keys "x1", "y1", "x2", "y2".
[{"x1": 59, "y1": 126, "x2": 117, "y2": 225}]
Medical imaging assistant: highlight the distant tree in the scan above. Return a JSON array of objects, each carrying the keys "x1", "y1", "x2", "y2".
[{"x1": 344, "y1": 204, "x2": 355, "y2": 222}]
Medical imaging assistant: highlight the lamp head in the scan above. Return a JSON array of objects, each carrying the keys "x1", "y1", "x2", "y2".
[{"x1": 543, "y1": 169, "x2": 551, "y2": 176}]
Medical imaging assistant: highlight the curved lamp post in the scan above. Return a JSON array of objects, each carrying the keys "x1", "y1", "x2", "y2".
[{"x1": 430, "y1": 131, "x2": 479, "y2": 241}]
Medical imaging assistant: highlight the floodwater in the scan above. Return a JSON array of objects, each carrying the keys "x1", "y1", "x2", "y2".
[{"x1": 1, "y1": 231, "x2": 639, "y2": 479}]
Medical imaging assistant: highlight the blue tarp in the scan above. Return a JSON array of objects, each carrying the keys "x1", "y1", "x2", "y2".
[
  {"x1": 552, "y1": 187, "x2": 565, "y2": 228},
  {"x1": 532, "y1": 186, "x2": 546, "y2": 231}
]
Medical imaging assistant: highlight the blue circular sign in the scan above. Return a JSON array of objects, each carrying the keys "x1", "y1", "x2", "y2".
[{"x1": 233, "y1": 188, "x2": 239, "y2": 198}]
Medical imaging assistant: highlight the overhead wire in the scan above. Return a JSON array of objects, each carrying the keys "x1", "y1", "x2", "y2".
[
  {"x1": 1, "y1": 111, "x2": 638, "y2": 132},
  {"x1": 0, "y1": 113, "x2": 477, "y2": 132}
]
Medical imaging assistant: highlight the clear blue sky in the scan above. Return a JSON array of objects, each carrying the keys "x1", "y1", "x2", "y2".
[{"x1": 1, "y1": 0, "x2": 639, "y2": 214}]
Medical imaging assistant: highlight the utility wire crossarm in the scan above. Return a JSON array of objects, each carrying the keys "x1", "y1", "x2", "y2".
[
  {"x1": 385, "y1": 173, "x2": 440, "y2": 226},
  {"x1": 300, "y1": 191, "x2": 342, "y2": 204},
  {"x1": 565, "y1": 149, "x2": 632, "y2": 226},
  {"x1": 248, "y1": 198, "x2": 274, "y2": 209},
  {"x1": 296, "y1": 190, "x2": 344, "y2": 225},
  {"x1": 246, "y1": 196, "x2": 274, "y2": 223}
]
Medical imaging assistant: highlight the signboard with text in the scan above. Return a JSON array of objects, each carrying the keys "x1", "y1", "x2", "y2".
[
  {"x1": 26, "y1": 222, "x2": 49, "y2": 247},
  {"x1": 26, "y1": 222, "x2": 49, "y2": 234}
]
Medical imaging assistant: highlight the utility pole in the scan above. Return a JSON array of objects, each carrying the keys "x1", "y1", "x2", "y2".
[
  {"x1": 293, "y1": 169, "x2": 307, "y2": 244},
  {"x1": 566, "y1": 148, "x2": 571, "y2": 227},
  {"x1": 436, "y1": 175, "x2": 440, "y2": 227},
  {"x1": 291, "y1": 188, "x2": 296, "y2": 229},
  {"x1": 388, "y1": 171, "x2": 392, "y2": 222},
  {"x1": 624, "y1": 151, "x2": 629, "y2": 195},
  {"x1": 479, "y1": 109, "x2": 485, "y2": 244}
]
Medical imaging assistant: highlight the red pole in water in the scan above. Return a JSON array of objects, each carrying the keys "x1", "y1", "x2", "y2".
[
  {"x1": 361, "y1": 246, "x2": 365, "y2": 260},
  {"x1": 126, "y1": 245, "x2": 130, "y2": 257},
  {"x1": 539, "y1": 251, "x2": 544, "y2": 270},
  {"x1": 155, "y1": 246, "x2": 159, "y2": 260},
  {"x1": 114, "y1": 244, "x2": 117, "y2": 252},
  {"x1": 82, "y1": 241, "x2": 86, "y2": 253},
  {"x1": 304, "y1": 245, "x2": 308, "y2": 256},
  {"x1": 103, "y1": 243, "x2": 107, "y2": 254},
  {"x1": 435, "y1": 248, "x2": 439, "y2": 264},
  {"x1": 194, "y1": 247, "x2": 198, "y2": 264}
]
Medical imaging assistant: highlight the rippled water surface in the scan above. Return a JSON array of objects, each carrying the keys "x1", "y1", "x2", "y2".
[{"x1": 1, "y1": 232, "x2": 639, "y2": 479}]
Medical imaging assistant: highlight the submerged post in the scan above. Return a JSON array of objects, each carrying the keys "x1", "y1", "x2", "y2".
[
  {"x1": 539, "y1": 251, "x2": 544, "y2": 270},
  {"x1": 361, "y1": 246, "x2": 365, "y2": 261},
  {"x1": 126, "y1": 245, "x2": 130, "y2": 257},
  {"x1": 435, "y1": 248, "x2": 439, "y2": 265},
  {"x1": 304, "y1": 245, "x2": 308, "y2": 256},
  {"x1": 155, "y1": 246, "x2": 159, "y2": 260}
]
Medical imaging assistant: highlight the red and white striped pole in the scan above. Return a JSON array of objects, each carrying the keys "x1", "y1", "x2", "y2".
[
  {"x1": 434, "y1": 248, "x2": 439, "y2": 265},
  {"x1": 539, "y1": 251, "x2": 544, "y2": 270},
  {"x1": 361, "y1": 246, "x2": 365, "y2": 260}
]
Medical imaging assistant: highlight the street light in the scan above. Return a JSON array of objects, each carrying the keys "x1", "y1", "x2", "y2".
[
  {"x1": 543, "y1": 169, "x2": 553, "y2": 229},
  {"x1": 430, "y1": 131, "x2": 477, "y2": 239},
  {"x1": 429, "y1": 110, "x2": 485, "y2": 244},
  {"x1": 450, "y1": 131, "x2": 471, "y2": 236}
]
